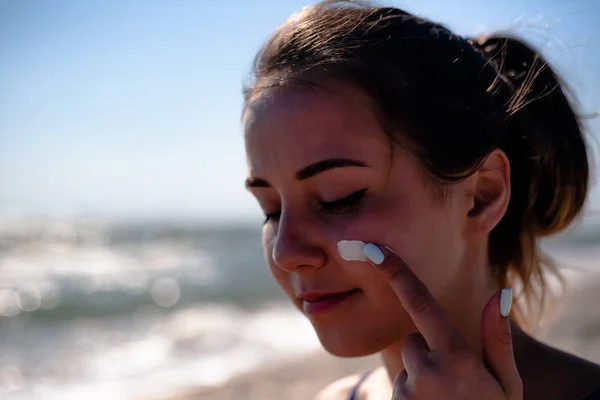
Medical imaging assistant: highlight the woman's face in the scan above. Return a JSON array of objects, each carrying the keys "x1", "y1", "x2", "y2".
[{"x1": 243, "y1": 81, "x2": 477, "y2": 356}]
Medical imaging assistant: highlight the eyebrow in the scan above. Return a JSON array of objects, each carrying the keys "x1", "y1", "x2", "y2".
[{"x1": 245, "y1": 158, "x2": 369, "y2": 188}]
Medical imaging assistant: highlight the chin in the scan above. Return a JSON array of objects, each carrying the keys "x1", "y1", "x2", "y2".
[{"x1": 313, "y1": 326, "x2": 392, "y2": 358}]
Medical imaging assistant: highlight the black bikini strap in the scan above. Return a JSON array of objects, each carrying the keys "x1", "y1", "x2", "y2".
[{"x1": 347, "y1": 370, "x2": 374, "y2": 400}]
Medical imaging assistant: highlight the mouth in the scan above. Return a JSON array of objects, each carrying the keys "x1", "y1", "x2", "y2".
[{"x1": 300, "y1": 289, "x2": 361, "y2": 314}]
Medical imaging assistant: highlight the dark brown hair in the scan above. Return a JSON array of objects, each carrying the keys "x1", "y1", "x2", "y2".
[{"x1": 243, "y1": 0, "x2": 589, "y2": 328}]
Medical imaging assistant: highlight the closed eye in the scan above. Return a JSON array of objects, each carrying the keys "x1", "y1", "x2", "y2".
[
  {"x1": 264, "y1": 210, "x2": 281, "y2": 224},
  {"x1": 319, "y1": 188, "x2": 367, "y2": 215},
  {"x1": 262, "y1": 188, "x2": 368, "y2": 224}
]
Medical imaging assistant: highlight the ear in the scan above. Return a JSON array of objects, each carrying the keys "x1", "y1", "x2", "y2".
[{"x1": 465, "y1": 149, "x2": 511, "y2": 238}]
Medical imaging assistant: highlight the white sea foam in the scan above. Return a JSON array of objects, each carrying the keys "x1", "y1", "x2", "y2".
[{"x1": 7, "y1": 303, "x2": 319, "y2": 400}]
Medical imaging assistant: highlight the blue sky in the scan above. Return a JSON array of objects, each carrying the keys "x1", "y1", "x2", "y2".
[{"x1": 1, "y1": 0, "x2": 599, "y2": 223}]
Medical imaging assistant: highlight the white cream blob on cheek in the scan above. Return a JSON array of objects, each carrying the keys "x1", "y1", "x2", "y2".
[{"x1": 336, "y1": 240, "x2": 367, "y2": 262}]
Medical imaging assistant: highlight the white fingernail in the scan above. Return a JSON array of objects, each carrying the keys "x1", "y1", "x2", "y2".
[
  {"x1": 363, "y1": 243, "x2": 385, "y2": 265},
  {"x1": 500, "y1": 287, "x2": 513, "y2": 317},
  {"x1": 337, "y1": 240, "x2": 367, "y2": 262}
]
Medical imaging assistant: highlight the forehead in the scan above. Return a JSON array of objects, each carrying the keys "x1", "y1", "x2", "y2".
[{"x1": 243, "y1": 81, "x2": 391, "y2": 180}]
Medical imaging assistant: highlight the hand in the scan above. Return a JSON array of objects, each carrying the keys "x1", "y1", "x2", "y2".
[{"x1": 361, "y1": 243, "x2": 523, "y2": 400}]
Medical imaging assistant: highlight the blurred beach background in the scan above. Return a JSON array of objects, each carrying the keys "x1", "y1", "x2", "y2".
[{"x1": 1, "y1": 1, "x2": 600, "y2": 399}]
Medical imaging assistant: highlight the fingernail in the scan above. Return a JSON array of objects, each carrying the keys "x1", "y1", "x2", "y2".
[
  {"x1": 500, "y1": 287, "x2": 513, "y2": 317},
  {"x1": 363, "y1": 243, "x2": 385, "y2": 265},
  {"x1": 337, "y1": 240, "x2": 367, "y2": 262}
]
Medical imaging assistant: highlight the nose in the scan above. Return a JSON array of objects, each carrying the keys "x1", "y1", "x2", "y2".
[{"x1": 271, "y1": 210, "x2": 327, "y2": 272}]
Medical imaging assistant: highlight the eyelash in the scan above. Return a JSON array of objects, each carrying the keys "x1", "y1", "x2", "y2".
[{"x1": 263, "y1": 188, "x2": 367, "y2": 224}]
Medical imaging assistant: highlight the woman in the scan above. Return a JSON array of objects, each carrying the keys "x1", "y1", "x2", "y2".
[{"x1": 242, "y1": 1, "x2": 600, "y2": 399}]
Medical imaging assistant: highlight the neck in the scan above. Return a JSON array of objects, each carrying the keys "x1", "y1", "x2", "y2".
[{"x1": 380, "y1": 251, "x2": 498, "y2": 381}]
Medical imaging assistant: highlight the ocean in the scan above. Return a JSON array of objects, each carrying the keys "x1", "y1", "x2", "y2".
[{"x1": 0, "y1": 215, "x2": 599, "y2": 399}]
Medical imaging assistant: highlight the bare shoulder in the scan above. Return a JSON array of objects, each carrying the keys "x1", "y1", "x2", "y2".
[
  {"x1": 314, "y1": 367, "x2": 391, "y2": 400},
  {"x1": 553, "y1": 347, "x2": 600, "y2": 397},
  {"x1": 314, "y1": 373, "x2": 362, "y2": 400},
  {"x1": 521, "y1": 337, "x2": 600, "y2": 400}
]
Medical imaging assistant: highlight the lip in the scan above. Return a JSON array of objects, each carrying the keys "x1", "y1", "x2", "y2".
[{"x1": 300, "y1": 289, "x2": 361, "y2": 314}]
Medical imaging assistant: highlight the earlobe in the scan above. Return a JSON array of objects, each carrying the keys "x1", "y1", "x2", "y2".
[{"x1": 466, "y1": 149, "x2": 511, "y2": 236}]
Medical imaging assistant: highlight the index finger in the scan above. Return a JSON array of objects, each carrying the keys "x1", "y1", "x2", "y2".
[{"x1": 362, "y1": 242, "x2": 466, "y2": 351}]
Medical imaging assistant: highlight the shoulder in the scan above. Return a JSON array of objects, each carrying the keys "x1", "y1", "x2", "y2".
[
  {"x1": 523, "y1": 337, "x2": 600, "y2": 400},
  {"x1": 314, "y1": 367, "x2": 391, "y2": 400},
  {"x1": 563, "y1": 355, "x2": 600, "y2": 400},
  {"x1": 582, "y1": 389, "x2": 600, "y2": 400},
  {"x1": 547, "y1": 343, "x2": 600, "y2": 389},
  {"x1": 314, "y1": 373, "x2": 363, "y2": 400}
]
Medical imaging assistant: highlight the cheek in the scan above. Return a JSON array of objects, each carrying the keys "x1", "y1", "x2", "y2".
[
  {"x1": 391, "y1": 210, "x2": 465, "y2": 297},
  {"x1": 361, "y1": 193, "x2": 464, "y2": 296}
]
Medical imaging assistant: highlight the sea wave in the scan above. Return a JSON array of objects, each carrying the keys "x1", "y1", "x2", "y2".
[{"x1": 5, "y1": 302, "x2": 319, "y2": 400}]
